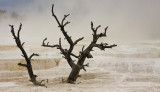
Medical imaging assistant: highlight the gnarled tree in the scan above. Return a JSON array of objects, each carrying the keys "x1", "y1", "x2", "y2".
[
  {"x1": 42, "y1": 4, "x2": 117, "y2": 83},
  {"x1": 9, "y1": 23, "x2": 46, "y2": 87}
]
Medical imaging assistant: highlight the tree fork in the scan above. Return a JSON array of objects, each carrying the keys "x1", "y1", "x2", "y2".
[
  {"x1": 43, "y1": 4, "x2": 117, "y2": 83},
  {"x1": 9, "y1": 23, "x2": 46, "y2": 87},
  {"x1": 67, "y1": 22, "x2": 117, "y2": 83}
]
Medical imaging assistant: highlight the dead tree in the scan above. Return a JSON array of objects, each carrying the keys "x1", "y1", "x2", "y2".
[
  {"x1": 42, "y1": 4, "x2": 117, "y2": 83},
  {"x1": 9, "y1": 23, "x2": 46, "y2": 87}
]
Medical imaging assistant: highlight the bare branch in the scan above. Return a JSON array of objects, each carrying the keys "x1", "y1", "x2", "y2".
[
  {"x1": 57, "y1": 38, "x2": 69, "y2": 60},
  {"x1": 84, "y1": 63, "x2": 89, "y2": 67},
  {"x1": 42, "y1": 38, "x2": 47, "y2": 46},
  {"x1": 21, "y1": 55, "x2": 24, "y2": 57},
  {"x1": 86, "y1": 52, "x2": 93, "y2": 58},
  {"x1": 51, "y1": 4, "x2": 75, "y2": 59},
  {"x1": 91, "y1": 21, "x2": 95, "y2": 33},
  {"x1": 62, "y1": 14, "x2": 70, "y2": 25},
  {"x1": 58, "y1": 38, "x2": 65, "y2": 52},
  {"x1": 94, "y1": 43, "x2": 117, "y2": 50},
  {"x1": 52, "y1": 4, "x2": 61, "y2": 26},
  {"x1": 104, "y1": 26, "x2": 108, "y2": 35},
  {"x1": 79, "y1": 63, "x2": 89, "y2": 71},
  {"x1": 29, "y1": 53, "x2": 39, "y2": 60},
  {"x1": 103, "y1": 44, "x2": 117, "y2": 48},
  {"x1": 18, "y1": 63, "x2": 28, "y2": 67},
  {"x1": 22, "y1": 42, "x2": 25, "y2": 46},
  {"x1": 17, "y1": 23, "x2": 22, "y2": 38},
  {"x1": 73, "y1": 37, "x2": 84, "y2": 45},
  {"x1": 71, "y1": 53, "x2": 80, "y2": 59},
  {"x1": 51, "y1": 4, "x2": 54, "y2": 15},
  {"x1": 96, "y1": 25, "x2": 101, "y2": 31},
  {"x1": 97, "y1": 26, "x2": 108, "y2": 38},
  {"x1": 59, "y1": 38, "x2": 62, "y2": 46},
  {"x1": 63, "y1": 21, "x2": 70, "y2": 26},
  {"x1": 51, "y1": 5, "x2": 73, "y2": 46},
  {"x1": 47, "y1": 42, "x2": 49, "y2": 45},
  {"x1": 79, "y1": 45, "x2": 85, "y2": 55},
  {"x1": 82, "y1": 45, "x2": 85, "y2": 52},
  {"x1": 42, "y1": 38, "x2": 59, "y2": 48},
  {"x1": 9, "y1": 25, "x2": 17, "y2": 39}
]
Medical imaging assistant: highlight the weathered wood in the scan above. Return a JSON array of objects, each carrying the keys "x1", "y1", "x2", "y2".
[
  {"x1": 9, "y1": 24, "x2": 46, "y2": 87},
  {"x1": 67, "y1": 22, "x2": 117, "y2": 82},
  {"x1": 42, "y1": 4, "x2": 117, "y2": 83}
]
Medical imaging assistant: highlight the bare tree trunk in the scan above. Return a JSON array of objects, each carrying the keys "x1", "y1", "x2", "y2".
[
  {"x1": 67, "y1": 66, "x2": 80, "y2": 83},
  {"x1": 67, "y1": 46, "x2": 93, "y2": 82},
  {"x1": 26, "y1": 62, "x2": 36, "y2": 82},
  {"x1": 67, "y1": 22, "x2": 117, "y2": 83},
  {"x1": 16, "y1": 40, "x2": 36, "y2": 82},
  {"x1": 9, "y1": 23, "x2": 46, "y2": 87},
  {"x1": 42, "y1": 4, "x2": 117, "y2": 83}
]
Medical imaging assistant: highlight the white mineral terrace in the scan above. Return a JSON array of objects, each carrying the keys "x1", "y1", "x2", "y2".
[{"x1": 0, "y1": 41, "x2": 160, "y2": 92}]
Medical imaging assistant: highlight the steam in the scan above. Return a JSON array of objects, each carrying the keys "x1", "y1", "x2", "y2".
[{"x1": 0, "y1": 0, "x2": 160, "y2": 45}]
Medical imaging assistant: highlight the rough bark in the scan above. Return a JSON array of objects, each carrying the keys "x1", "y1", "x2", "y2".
[
  {"x1": 67, "y1": 22, "x2": 117, "y2": 82},
  {"x1": 9, "y1": 23, "x2": 46, "y2": 87},
  {"x1": 42, "y1": 4, "x2": 117, "y2": 83},
  {"x1": 42, "y1": 4, "x2": 83, "y2": 69}
]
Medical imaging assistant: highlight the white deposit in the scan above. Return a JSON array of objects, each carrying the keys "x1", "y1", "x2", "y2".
[{"x1": 0, "y1": 41, "x2": 160, "y2": 92}]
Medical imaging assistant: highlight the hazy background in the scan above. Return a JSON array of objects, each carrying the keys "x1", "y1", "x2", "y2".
[{"x1": 0, "y1": 0, "x2": 160, "y2": 45}]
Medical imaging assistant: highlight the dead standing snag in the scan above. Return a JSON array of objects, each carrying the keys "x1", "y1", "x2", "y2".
[
  {"x1": 42, "y1": 4, "x2": 117, "y2": 83},
  {"x1": 68, "y1": 22, "x2": 117, "y2": 83},
  {"x1": 9, "y1": 23, "x2": 46, "y2": 87}
]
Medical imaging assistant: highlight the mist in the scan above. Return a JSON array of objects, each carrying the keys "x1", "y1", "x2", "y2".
[{"x1": 0, "y1": 0, "x2": 160, "y2": 45}]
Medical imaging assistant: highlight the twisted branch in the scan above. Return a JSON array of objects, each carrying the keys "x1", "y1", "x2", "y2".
[
  {"x1": 29, "y1": 53, "x2": 39, "y2": 60},
  {"x1": 42, "y1": 38, "x2": 59, "y2": 48},
  {"x1": 18, "y1": 63, "x2": 28, "y2": 67},
  {"x1": 79, "y1": 63, "x2": 89, "y2": 71},
  {"x1": 94, "y1": 43, "x2": 117, "y2": 50},
  {"x1": 9, "y1": 23, "x2": 46, "y2": 87}
]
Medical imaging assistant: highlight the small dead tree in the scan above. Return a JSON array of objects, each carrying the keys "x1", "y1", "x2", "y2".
[
  {"x1": 9, "y1": 23, "x2": 46, "y2": 87},
  {"x1": 42, "y1": 4, "x2": 117, "y2": 83}
]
